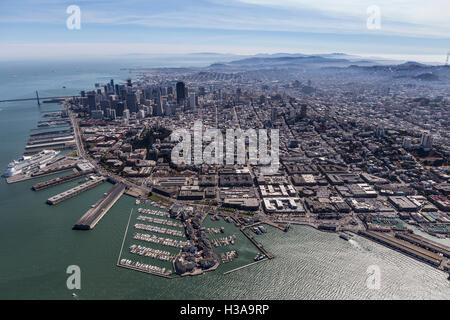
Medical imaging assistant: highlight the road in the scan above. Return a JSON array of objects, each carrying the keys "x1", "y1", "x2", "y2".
[{"x1": 69, "y1": 110, "x2": 150, "y2": 196}]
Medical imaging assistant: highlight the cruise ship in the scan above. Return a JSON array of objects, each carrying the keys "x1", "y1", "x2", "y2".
[{"x1": 2, "y1": 150, "x2": 60, "y2": 177}]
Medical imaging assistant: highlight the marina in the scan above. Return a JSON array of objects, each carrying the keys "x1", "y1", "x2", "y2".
[
  {"x1": 134, "y1": 223, "x2": 184, "y2": 237},
  {"x1": 212, "y1": 235, "x2": 236, "y2": 247},
  {"x1": 221, "y1": 250, "x2": 239, "y2": 264},
  {"x1": 137, "y1": 207, "x2": 170, "y2": 217},
  {"x1": 133, "y1": 232, "x2": 189, "y2": 248},
  {"x1": 129, "y1": 244, "x2": 176, "y2": 262},
  {"x1": 118, "y1": 259, "x2": 173, "y2": 278},
  {"x1": 136, "y1": 215, "x2": 184, "y2": 228}
]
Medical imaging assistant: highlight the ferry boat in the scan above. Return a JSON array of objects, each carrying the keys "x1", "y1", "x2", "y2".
[
  {"x1": 2, "y1": 150, "x2": 60, "y2": 177},
  {"x1": 254, "y1": 253, "x2": 266, "y2": 261}
]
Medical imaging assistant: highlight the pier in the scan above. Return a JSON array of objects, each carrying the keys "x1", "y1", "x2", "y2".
[
  {"x1": 240, "y1": 227, "x2": 274, "y2": 259},
  {"x1": 47, "y1": 176, "x2": 106, "y2": 205},
  {"x1": 358, "y1": 230, "x2": 444, "y2": 269},
  {"x1": 28, "y1": 135, "x2": 74, "y2": 146},
  {"x1": 223, "y1": 258, "x2": 269, "y2": 275},
  {"x1": 395, "y1": 232, "x2": 450, "y2": 259},
  {"x1": 73, "y1": 182, "x2": 125, "y2": 230},
  {"x1": 30, "y1": 129, "x2": 73, "y2": 137},
  {"x1": 5, "y1": 159, "x2": 79, "y2": 184},
  {"x1": 32, "y1": 170, "x2": 93, "y2": 191},
  {"x1": 24, "y1": 140, "x2": 75, "y2": 154}
]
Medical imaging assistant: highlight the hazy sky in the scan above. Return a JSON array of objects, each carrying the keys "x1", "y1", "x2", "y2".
[{"x1": 0, "y1": 0, "x2": 449, "y2": 63}]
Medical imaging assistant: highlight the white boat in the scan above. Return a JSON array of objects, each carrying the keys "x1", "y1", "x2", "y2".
[{"x1": 2, "y1": 150, "x2": 60, "y2": 177}]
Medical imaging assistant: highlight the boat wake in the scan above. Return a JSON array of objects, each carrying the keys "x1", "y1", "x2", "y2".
[{"x1": 348, "y1": 239, "x2": 363, "y2": 250}]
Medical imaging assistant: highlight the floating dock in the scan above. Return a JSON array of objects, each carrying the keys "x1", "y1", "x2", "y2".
[
  {"x1": 73, "y1": 182, "x2": 126, "y2": 230},
  {"x1": 32, "y1": 169, "x2": 93, "y2": 191},
  {"x1": 47, "y1": 176, "x2": 106, "y2": 205}
]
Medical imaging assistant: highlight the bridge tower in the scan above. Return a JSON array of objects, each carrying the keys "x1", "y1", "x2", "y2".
[{"x1": 36, "y1": 91, "x2": 40, "y2": 106}]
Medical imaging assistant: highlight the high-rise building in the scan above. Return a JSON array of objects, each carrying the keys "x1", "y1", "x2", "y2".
[
  {"x1": 300, "y1": 104, "x2": 307, "y2": 118},
  {"x1": 420, "y1": 133, "x2": 433, "y2": 151},
  {"x1": 402, "y1": 138, "x2": 412, "y2": 150},
  {"x1": 176, "y1": 82, "x2": 186, "y2": 105},
  {"x1": 106, "y1": 108, "x2": 116, "y2": 120},
  {"x1": 126, "y1": 92, "x2": 138, "y2": 113},
  {"x1": 271, "y1": 108, "x2": 277, "y2": 123},
  {"x1": 376, "y1": 125, "x2": 385, "y2": 138},
  {"x1": 189, "y1": 93, "x2": 196, "y2": 110},
  {"x1": 137, "y1": 110, "x2": 145, "y2": 119},
  {"x1": 115, "y1": 102, "x2": 125, "y2": 117},
  {"x1": 91, "y1": 109, "x2": 103, "y2": 119},
  {"x1": 87, "y1": 93, "x2": 96, "y2": 112}
]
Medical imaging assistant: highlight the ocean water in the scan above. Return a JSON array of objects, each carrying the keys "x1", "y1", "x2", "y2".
[{"x1": 0, "y1": 60, "x2": 448, "y2": 300}]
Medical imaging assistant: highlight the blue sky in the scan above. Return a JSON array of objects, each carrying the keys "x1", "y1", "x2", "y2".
[{"x1": 0, "y1": 0, "x2": 449, "y2": 63}]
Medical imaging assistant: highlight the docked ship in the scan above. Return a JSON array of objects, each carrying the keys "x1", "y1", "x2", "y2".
[
  {"x1": 254, "y1": 253, "x2": 266, "y2": 261},
  {"x1": 2, "y1": 150, "x2": 60, "y2": 177},
  {"x1": 284, "y1": 223, "x2": 291, "y2": 232},
  {"x1": 339, "y1": 232, "x2": 353, "y2": 241}
]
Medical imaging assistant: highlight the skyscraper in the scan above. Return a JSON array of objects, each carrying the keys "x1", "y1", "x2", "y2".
[
  {"x1": 420, "y1": 133, "x2": 433, "y2": 151},
  {"x1": 189, "y1": 93, "x2": 196, "y2": 110},
  {"x1": 300, "y1": 104, "x2": 307, "y2": 118},
  {"x1": 376, "y1": 125, "x2": 385, "y2": 138},
  {"x1": 87, "y1": 93, "x2": 96, "y2": 113},
  {"x1": 126, "y1": 92, "x2": 138, "y2": 113},
  {"x1": 176, "y1": 82, "x2": 186, "y2": 105}
]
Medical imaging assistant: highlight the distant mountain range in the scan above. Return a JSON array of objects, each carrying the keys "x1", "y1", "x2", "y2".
[{"x1": 208, "y1": 53, "x2": 450, "y2": 81}]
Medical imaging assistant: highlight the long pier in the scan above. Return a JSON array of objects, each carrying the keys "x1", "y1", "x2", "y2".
[
  {"x1": 223, "y1": 258, "x2": 269, "y2": 275},
  {"x1": 30, "y1": 129, "x2": 73, "y2": 137},
  {"x1": 358, "y1": 230, "x2": 445, "y2": 269},
  {"x1": 47, "y1": 176, "x2": 106, "y2": 205},
  {"x1": 395, "y1": 232, "x2": 450, "y2": 259},
  {"x1": 73, "y1": 183, "x2": 126, "y2": 230},
  {"x1": 32, "y1": 170, "x2": 92, "y2": 191},
  {"x1": 24, "y1": 140, "x2": 76, "y2": 155},
  {"x1": 6, "y1": 160, "x2": 78, "y2": 184}
]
